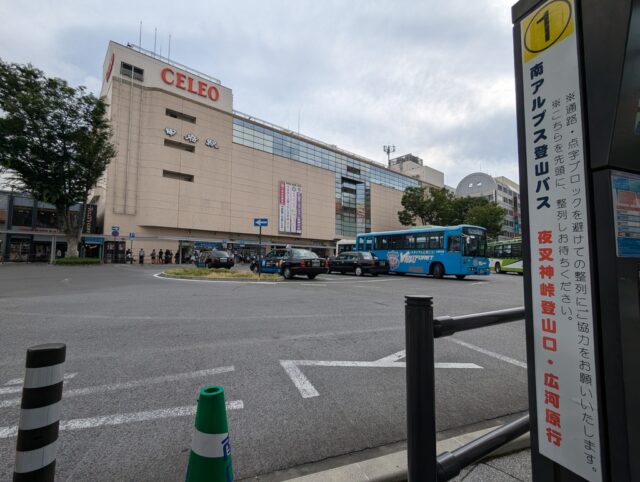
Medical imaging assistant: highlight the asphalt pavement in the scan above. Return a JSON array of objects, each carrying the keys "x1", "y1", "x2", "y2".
[{"x1": 0, "y1": 263, "x2": 527, "y2": 481}]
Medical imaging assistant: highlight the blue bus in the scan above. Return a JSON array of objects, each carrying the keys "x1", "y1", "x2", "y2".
[{"x1": 355, "y1": 225, "x2": 490, "y2": 279}]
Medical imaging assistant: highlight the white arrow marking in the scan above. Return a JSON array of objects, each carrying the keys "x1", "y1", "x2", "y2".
[
  {"x1": 280, "y1": 354, "x2": 482, "y2": 399},
  {"x1": 0, "y1": 373, "x2": 78, "y2": 395},
  {"x1": 0, "y1": 401, "x2": 244, "y2": 439},
  {"x1": 0, "y1": 367, "x2": 234, "y2": 409}
]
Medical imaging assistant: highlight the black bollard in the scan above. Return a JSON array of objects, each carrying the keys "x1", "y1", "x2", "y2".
[
  {"x1": 13, "y1": 343, "x2": 66, "y2": 482},
  {"x1": 405, "y1": 296, "x2": 437, "y2": 481}
]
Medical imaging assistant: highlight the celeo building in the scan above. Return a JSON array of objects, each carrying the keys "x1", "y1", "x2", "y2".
[{"x1": 97, "y1": 41, "x2": 420, "y2": 260}]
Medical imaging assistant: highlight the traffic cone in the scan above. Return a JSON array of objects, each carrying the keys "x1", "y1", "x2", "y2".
[{"x1": 185, "y1": 386, "x2": 234, "y2": 482}]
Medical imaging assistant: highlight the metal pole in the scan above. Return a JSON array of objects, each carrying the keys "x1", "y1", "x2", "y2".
[
  {"x1": 405, "y1": 295, "x2": 437, "y2": 481},
  {"x1": 258, "y1": 226, "x2": 262, "y2": 277},
  {"x1": 13, "y1": 343, "x2": 66, "y2": 482}
]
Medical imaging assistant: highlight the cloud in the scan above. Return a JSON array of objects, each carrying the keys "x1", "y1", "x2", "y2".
[{"x1": 0, "y1": 0, "x2": 521, "y2": 187}]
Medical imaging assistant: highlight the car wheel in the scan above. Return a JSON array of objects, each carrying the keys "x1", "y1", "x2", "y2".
[
  {"x1": 495, "y1": 262, "x2": 502, "y2": 274},
  {"x1": 456, "y1": 275, "x2": 466, "y2": 280},
  {"x1": 307, "y1": 274, "x2": 317, "y2": 280},
  {"x1": 355, "y1": 266, "x2": 363, "y2": 276},
  {"x1": 432, "y1": 263, "x2": 444, "y2": 279},
  {"x1": 283, "y1": 267, "x2": 293, "y2": 279}
]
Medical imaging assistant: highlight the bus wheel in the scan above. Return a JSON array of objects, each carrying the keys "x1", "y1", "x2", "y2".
[
  {"x1": 456, "y1": 275, "x2": 466, "y2": 280},
  {"x1": 431, "y1": 263, "x2": 444, "y2": 279},
  {"x1": 495, "y1": 262, "x2": 501, "y2": 274}
]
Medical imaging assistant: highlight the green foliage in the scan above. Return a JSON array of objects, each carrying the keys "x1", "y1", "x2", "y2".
[
  {"x1": 398, "y1": 186, "x2": 505, "y2": 239},
  {"x1": 0, "y1": 60, "x2": 116, "y2": 255},
  {"x1": 55, "y1": 257, "x2": 101, "y2": 265},
  {"x1": 164, "y1": 268, "x2": 281, "y2": 280}
]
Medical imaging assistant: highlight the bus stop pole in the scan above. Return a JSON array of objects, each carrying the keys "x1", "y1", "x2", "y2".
[{"x1": 258, "y1": 226, "x2": 262, "y2": 278}]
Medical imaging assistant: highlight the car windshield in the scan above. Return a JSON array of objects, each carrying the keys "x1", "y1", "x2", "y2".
[
  {"x1": 211, "y1": 250, "x2": 229, "y2": 257},
  {"x1": 291, "y1": 249, "x2": 318, "y2": 258},
  {"x1": 462, "y1": 230, "x2": 487, "y2": 257},
  {"x1": 360, "y1": 252, "x2": 373, "y2": 260}
]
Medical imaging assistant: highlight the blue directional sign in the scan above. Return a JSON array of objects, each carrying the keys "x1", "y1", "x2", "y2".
[
  {"x1": 253, "y1": 218, "x2": 269, "y2": 227},
  {"x1": 111, "y1": 225, "x2": 120, "y2": 236},
  {"x1": 128, "y1": 232, "x2": 136, "y2": 239}
]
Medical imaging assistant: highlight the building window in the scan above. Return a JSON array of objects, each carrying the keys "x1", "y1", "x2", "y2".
[
  {"x1": 120, "y1": 62, "x2": 144, "y2": 81},
  {"x1": 37, "y1": 209, "x2": 58, "y2": 229},
  {"x1": 162, "y1": 170, "x2": 194, "y2": 182},
  {"x1": 164, "y1": 139, "x2": 195, "y2": 153},
  {"x1": 346, "y1": 166, "x2": 361, "y2": 175},
  {"x1": 166, "y1": 108, "x2": 196, "y2": 124},
  {"x1": 468, "y1": 182, "x2": 473, "y2": 188},
  {"x1": 11, "y1": 206, "x2": 32, "y2": 227}
]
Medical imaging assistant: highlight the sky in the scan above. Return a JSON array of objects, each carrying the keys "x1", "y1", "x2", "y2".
[{"x1": 0, "y1": 0, "x2": 521, "y2": 188}]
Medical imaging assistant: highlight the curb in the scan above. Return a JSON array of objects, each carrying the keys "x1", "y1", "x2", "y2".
[
  {"x1": 155, "y1": 272, "x2": 283, "y2": 283},
  {"x1": 284, "y1": 428, "x2": 530, "y2": 482}
]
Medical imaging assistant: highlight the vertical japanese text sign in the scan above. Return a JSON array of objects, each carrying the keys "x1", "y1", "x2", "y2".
[{"x1": 520, "y1": 0, "x2": 602, "y2": 480}]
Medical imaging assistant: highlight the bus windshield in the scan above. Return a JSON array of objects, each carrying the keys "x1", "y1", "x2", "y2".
[{"x1": 463, "y1": 228, "x2": 487, "y2": 257}]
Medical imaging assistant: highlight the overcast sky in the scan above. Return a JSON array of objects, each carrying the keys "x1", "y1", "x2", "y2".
[{"x1": 0, "y1": 0, "x2": 520, "y2": 188}]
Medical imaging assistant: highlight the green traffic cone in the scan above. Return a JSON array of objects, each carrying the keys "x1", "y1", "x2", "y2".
[{"x1": 186, "y1": 386, "x2": 234, "y2": 482}]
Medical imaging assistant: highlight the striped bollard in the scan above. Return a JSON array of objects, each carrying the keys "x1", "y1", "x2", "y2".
[
  {"x1": 186, "y1": 386, "x2": 233, "y2": 482},
  {"x1": 13, "y1": 343, "x2": 66, "y2": 482}
]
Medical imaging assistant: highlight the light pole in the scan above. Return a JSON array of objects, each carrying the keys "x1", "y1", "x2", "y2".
[{"x1": 383, "y1": 145, "x2": 396, "y2": 165}]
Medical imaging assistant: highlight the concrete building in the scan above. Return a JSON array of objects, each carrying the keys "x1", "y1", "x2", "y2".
[
  {"x1": 388, "y1": 154, "x2": 444, "y2": 189},
  {"x1": 455, "y1": 172, "x2": 521, "y2": 239},
  {"x1": 97, "y1": 41, "x2": 421, "y2": 260}
]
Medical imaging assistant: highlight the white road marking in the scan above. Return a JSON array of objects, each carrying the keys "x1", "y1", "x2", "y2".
[
  {"x1": 0, "y1": 373, "x2": 77, "y2": 395},
  {"x1": 281, "y1": 353, "x2": 482, "y2": 398},
  {"x1": 469, "y1": 282, "x2": 488, "y2": 285},
  {"x1": 0, "y1": 367, "x2": 234, "y2": 409},
  {"x1": 0, "y1": 401, "x2": 244, "y2": 439},
  {"x1": 447, "y1": 338, "x2": 527, "y2": 369},
  {"x1": 376, "y1": 350, "x2": 406, "y2": 363},
  {"x1": 299, "y1": 283, "x2": 327, "y2": 286}
]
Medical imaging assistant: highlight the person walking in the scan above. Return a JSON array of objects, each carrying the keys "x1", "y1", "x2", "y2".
[
  {"x1": 138, "y1": 247, "x2": 145, "y2": 265},
  {"x1": 158, "y1": 249, "x2": 164, "y2": 264},
  {"x1": 126, "y1": 249, "x2": 133, "y2": 264},
  {"x1": 174, "y1": 250, "x2": 180, "y2": 264},
  {"x1": 150, "y1": 249, "x2": 156, "y2": 264},
  {"x1": 165, "y1": 249, "x2": 172, "y2": 264}
]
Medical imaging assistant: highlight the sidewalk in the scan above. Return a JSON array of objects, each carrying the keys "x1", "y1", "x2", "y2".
[{"x1": 281, "y1": 426, "x2": 531, "y2": 482}]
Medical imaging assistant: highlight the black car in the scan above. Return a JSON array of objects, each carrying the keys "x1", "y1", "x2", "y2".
[
  {"x1": 202, "y1": 250, "x2": 235, "y2": 269},
  {"x1": 328, "y1": 251, "x2": 389, "y2": 276},
  {"x1": 251, "y1": 248, "x2": 328, "y2": 279}
]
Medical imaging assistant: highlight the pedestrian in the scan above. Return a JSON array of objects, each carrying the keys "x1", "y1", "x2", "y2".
[
  {"x1": 165, "y1": 249, "x2": 171, "y2": 264},
  {"x1": 126, "y1": 249, "x2": 133, "y2": 264},
  {"x1": 138, "y1": 247, "x2": 145, "y2": 264},
  {"x1": 158, "y1": 249, "x2": 164, "y2": 264},
  {"x1": 174, "y1": 250, "x2": 180, "y2": 264},
  {"x1": 150, "y1": 249, "x2": 156, "y2": 264}
]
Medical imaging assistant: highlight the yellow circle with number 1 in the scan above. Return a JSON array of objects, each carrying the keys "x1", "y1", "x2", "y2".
[{"x1": 523, "y1": 0, "x2": 574, "y2": 61}]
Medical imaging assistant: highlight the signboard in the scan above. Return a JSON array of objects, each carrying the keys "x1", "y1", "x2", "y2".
[
  {"x1": 84, "y1": 236, "x2": 104, "y2": 245},
  {"x1": 128, "y1": 232, "x2": 136, "y2": 239},
  {"x1": 612, "y1": 171, "x2": 640, "y2": 257},
  {"x1": 253, "y1": 218, "x2": 269, "y2": 227},
  {"x1": 520, "y1": 1, "x2": 602, "y2": 479},
  {"x1": 278, "y1": 182, "x2": 302, "y2": 234},
  {"x1": 111, "y1": 225, "x2": 120, "y2": 236}
]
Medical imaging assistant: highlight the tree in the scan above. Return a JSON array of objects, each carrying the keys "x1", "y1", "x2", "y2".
[
  {"x1": 398, "y1": 184, "x2": 506, "y2": 239},
  {"x1": 464, "y1": 203, "x2": 505, "y2": 239},
  {"x1": 0, "y1": 60, "x2": 116, "y2": 257}
]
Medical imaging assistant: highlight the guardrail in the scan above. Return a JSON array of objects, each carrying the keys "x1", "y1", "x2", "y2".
[{"x1": 405, "y1": 296, "x2": 528, "y2": 481}]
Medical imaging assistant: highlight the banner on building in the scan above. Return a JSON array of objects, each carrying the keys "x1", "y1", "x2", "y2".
[
  {"x1": 279, "y1": 182, "x2": 302, "y2": 234},
  {"x1": 520, "y1": 1, "x2": 602, "y2": 480}
]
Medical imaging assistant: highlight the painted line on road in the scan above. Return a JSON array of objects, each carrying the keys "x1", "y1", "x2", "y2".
[
  {"x1": 376, "y1": 350, "x2": 406, "y2": 363},
  {"x1": 0, "y1": 401, "x2": 244, "y2": 439},
  {"x1": 281, "y1": 356, "x2": 482, "y2": 399},
  {"x1": 447, "y1": 338, "x2": 527, "y2": 369},
  {"x1": 469, "y1": 282, "x2": 488, "y2": 286},
  {"x1": 0, "y1": 366, "x2": 234, "y2": 409},
  {"x1": 1, "y1": 373, "x2": 77, "y2": 395}
]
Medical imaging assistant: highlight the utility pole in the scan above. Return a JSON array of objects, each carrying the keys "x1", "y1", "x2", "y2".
[{"x1": 383, "y1": 145, "x2": 396, "y2": 165}]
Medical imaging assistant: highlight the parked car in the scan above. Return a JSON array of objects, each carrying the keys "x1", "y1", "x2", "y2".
[
  {"x1": 251, "y1": 248, "x2": 328, "y2": 279},
  {"x1": 202, "y1": 250, "x2": 235, "y2": 269},
  {"x1": 328, "y1": 251, "x2": 389, "y2": 276}
]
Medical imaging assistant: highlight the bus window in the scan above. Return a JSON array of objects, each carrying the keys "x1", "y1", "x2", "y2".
[
  {"x1": 389, "y1": 235, "x2": 404, "y2": 250},
  {"x1": 495, "y1": 245, "x2": 503, "y2": 257},
  {"x1": 504, "y1": 244, "x2": 512, "y2": 256},
  {"x1": 365, "y1": 237, "x2": 373, "y2": 251},
  {"x1": 429, "y1": 233, "x2": 443, "y2": 249},
  {"x1": 512, "y1": 243, "x2": 522, "y2": 258},
  {"x1": 405, "y1": 234, "x2": 416, "y2": 249},
  {"x1": 378, "y1": 237, "x2": 388, "y2": 250},
  {"x1": 416, "y1": 236, "x2": 427, "y2": 249},
  {"x1": 447, "y1": 236, "x2": 461, "y2": 252}
]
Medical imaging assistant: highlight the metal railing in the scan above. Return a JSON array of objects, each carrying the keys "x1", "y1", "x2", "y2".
[{"x1": 405, "y1": 296, "x2": 529, "y2": 481}]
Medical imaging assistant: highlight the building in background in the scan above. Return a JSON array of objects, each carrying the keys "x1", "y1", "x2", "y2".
[
  {"x1": 455, "y1": 172, "x2": 521, "y2": 239},
  {"x1": 388, "y1": 154, "x2": 444, "y2": 189},
  {"x1": 0, "y1": 190, "x2": 98, "y2": 262},
  {"x1": 96, "y1": 41, "x2": 422, "y2": 259}
]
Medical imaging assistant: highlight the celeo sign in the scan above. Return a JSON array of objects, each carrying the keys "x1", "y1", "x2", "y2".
[{"x1": 160, "y1": 67, "x2": 220, "y2": 102}]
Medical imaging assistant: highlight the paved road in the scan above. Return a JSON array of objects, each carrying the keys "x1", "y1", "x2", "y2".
[{"x1": 0, "y1": 264, "x2": 527, "y2": 481}]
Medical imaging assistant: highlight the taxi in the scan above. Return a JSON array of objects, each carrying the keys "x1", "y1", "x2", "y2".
[{"x1": 253, "y1": 248, "x2": 328, "y2": 279}]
